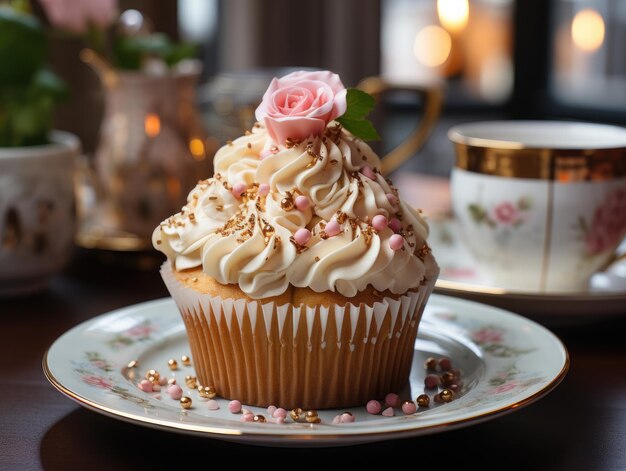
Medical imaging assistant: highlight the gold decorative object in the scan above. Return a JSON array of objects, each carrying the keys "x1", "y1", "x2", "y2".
[
  {"x1": 181, "y1": 355, "x2": 191, "y2": 366},
  {"x1": 180, "y1": 396, "x2": 192, "y2": 409},
  {"x1": 76, "y1": 53, "x2": 214, "y2": 252},
  {"x1": 416, "y1": 394, "x2": 430, "y2": 407},
  {"x1": 167, "y1": 359, "x2": 178, "y2": 370},
  {"x1": 184, "y1": 375, "x2": 197, "y2": 389}
]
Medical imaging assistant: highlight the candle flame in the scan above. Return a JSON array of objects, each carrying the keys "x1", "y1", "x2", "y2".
[
  {"x1": 145, "y1": 113, "x2": 161, "y2": 138},
  {"x1": 437, "y1": 0, "x2": 469, "y2": 34}
]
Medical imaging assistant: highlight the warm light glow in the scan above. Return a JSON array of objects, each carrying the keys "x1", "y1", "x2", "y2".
[
  {"x1": 414, "y1": 25, "x2": 452, "y2": 68},
  {"x1": 572, "y1": 8, "x2": 605, "y2": 52},
  {"x1": 437, "y1": 0, "x2": 469, "y2": 34},
  {"x1": 189, "y1": 138, "x2": 205, "y2": 160},
  {"x1": 144, "y1": 113, "x2": 161, "y2": 138}
]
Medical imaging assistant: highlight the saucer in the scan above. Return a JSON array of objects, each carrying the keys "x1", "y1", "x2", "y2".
[
  {"x1": 44, "y1": 296, "x2": 568, "y2": 447},
  {"x1": 429, "y1": 217, "x2": 626, "y2": 323}
]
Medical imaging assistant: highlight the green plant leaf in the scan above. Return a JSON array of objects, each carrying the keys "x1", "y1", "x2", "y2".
[
  {"x1": 336, "y1": 88, "x2": 380, "y2": 141},
  {"x1": 0, "y1": 6, "x2": 45, "y2": 84}
]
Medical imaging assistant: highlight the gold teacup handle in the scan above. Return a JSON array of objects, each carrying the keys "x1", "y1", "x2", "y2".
[{"x1": 357, "y1": 76, "x2": 444, "y2": 176}]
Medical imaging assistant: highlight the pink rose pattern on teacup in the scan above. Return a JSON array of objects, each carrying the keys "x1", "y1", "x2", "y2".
[
  {"x1": 582, "y1": 188, "x2": 626, "y2": 255},
  {"x1": 468, "y1": 197, "x2": 532, "y2": 229},
  {"x1": 255, "y1": 70, "x2": 347, "y2": 145}
]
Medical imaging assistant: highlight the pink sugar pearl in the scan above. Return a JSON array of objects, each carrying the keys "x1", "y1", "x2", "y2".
[
  {"x1": 241, "y1": 412, "x2": 255, "y2": 422},
  {"x1": 294, "y1": 228, "x2": 312, "y2": 246},
  {"x1": 152, "y1": 384, "x2": 161, "y2": 392},
  {"x1": 360, "y1": 165, "x2": 377, "y2": 180},
  {"x1": 267, "y1": 405, "x2": 277, "y2": 416},
  {"x1": 386, "y1": 193, "x2": 398, "y2": 206},
  {"x1": 232, "y1": 182, "x2": 247, "y2": 199},
  {"x1": 228, "y1": 400, "x2": 242, "y2": 413},
  {"x1": 324, "y1": 219, "x2": 341, "y2": 237},
  {"x1": 382, "y1": 407, "x2": 394, "y2": 417},
  {"x1": 385, "y1": 392, "x2": 400, "y2": 407},
  {"x1": 402, "y1": 401, "x2": 417, "y2": 415},
  {"x1": 276, "y1": 416, "x2": 286, "y2": 425},
  {"x1": 258, "y1": 183, "x2": 270, "y2": 196},
  {"x1": 206, "y1": 400, "x2": 220, "y2": 410},
  {"x1": 138, "y1": 380, "x2": 153, "y2": 392},
  {"x1": 158, "y1": 376, "x2": 168, "y2": 386},
  {"x1": 167, "y1": 384, "x2": 183, "y2": 400},
  {"x1": 273, "y1": 408, "x2": 288, "y2": 419},
  {"x1": 295, "y1": 195, "x2": 310, "y2": 211},
  {"x1": 366, "y1": 400, "x2": 382, "y2": 415},
  {"x1": 388, "y1": 217, "x2": 402, "y2": 232},
  {"x1": 389, "y1": 234, "x2": 404, "y2": 251},
  {"x1": 332, "y1": 415, "x2": 342, "y2": 424},
  {"x1": 341, "y1": 413, "x2": 355, "y2": 423},
  {"x1": 371, "y1": 215, "x2": 388, "y2": 231}
]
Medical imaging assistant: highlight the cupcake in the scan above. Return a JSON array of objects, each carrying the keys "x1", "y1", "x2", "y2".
[{"x1": 153, "y1": 70, "x2": 439, "y2": 409}]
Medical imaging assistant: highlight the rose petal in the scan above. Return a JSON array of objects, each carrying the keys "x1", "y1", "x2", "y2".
[{"x1": 263, "y1": 116, "x2": 326, "y2": 145}]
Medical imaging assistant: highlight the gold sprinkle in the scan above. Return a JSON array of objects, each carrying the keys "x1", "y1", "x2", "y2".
[
  {"x1": 247, "y1": 143, "x2": 252, "y2": 149},
  {"x1": 245, "y1": 130, "x2": 251, "y2": 135},
  {"x1": 191, "y1": 277, "x2": 198, "y2": 282},
  {"x1": 181, "y1": 355, "x2": 191, "y2": 366},
  {"x1": 314, "y1": 256, "x2": 320, "y2": 262},
  {"x1": 168, "y1": 359, "x2": 178, "y2": 370},
  {"x1": 156, "y1": 240, "x2": 162, "y2": 245},
  {"x1": 227, "y1": 140, "x2": 233, "y2": 146},
  {"x1": 209, "y1": 196, "x2": 218, "y2": 200},
  {"x1": 127, "y1": 360, "x2": 139, "y2": 369}
]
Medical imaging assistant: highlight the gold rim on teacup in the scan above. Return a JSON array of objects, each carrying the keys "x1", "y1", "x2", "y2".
[{"x1": 449, "y1": 121, "x2": 626, "y2": 181}]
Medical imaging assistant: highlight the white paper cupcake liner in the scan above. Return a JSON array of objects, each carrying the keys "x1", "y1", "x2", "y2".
[{"x1": 161, "y1": 263, "x2": 436, "y2": 409}]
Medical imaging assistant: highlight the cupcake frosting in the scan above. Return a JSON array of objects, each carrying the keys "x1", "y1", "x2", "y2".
[
  {"x1": 153, "y1": 123, "x2": 437, "y2": 299},
  {"x1": 154, "y1": 70, "x2": 437, "y2": 299}
]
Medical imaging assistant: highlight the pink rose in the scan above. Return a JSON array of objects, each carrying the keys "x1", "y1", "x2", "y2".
[
  {"x1": 255, "y1": 70, "x2": 347, "y2": 145},
  {"x1": 585, "y1": 188, "x2": 626, "y2": 254},
  {"x1": 41, "y1": 0, "x2": 117, "y2": 34},
  {"x1": 471, "y1": 327, "x2": 504, "y2": 344},
  {"x1": 82, "y1": 374, "x2": 113, "y2": 389},
  {"x1": 491, "y1": 202, "x2": 521, "y2": 226}
]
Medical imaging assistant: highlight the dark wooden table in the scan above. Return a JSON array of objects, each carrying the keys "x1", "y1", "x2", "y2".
[{"x1": 2, "y1": 248, "x2": 626, "y2": 471}]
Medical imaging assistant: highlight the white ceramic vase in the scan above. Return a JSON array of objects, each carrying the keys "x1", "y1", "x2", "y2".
[{"x1": 0, "y1": 131, "x2": 81, "y2": 296}]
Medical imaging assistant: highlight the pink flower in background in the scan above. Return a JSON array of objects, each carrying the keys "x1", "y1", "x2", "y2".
[
  {"x1": 491, "y1": 202, "x2": 522, "y2": 226},
  {"x1": 41, "y1": 0, "x2": 117, "y2": 34},
  {"x1": 471, "y1": 327, "x2": 504, "y2": 344},
  {"x1": 81, "y1": 374, "x2": 112, "y2": 389},
  {"x1": 585, "y1": 188, "x2": 626, "y2": 254},
  {"x1": 255, "y1": 70, "x2": 347, "y2": 145}
]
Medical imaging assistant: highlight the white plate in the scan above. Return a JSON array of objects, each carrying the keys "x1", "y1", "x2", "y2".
[
  {"x1": 429, "y1": 217, "x2": 626, "y2": 323},
  {"x1": 44, "y1": 296, "x2": 568, "y2": 447}
]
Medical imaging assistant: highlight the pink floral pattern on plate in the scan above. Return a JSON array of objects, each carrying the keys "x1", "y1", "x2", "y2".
[
  {"x1": 107, "y1": 320, "x2": 156, "y2": 350},
  {"x1": 73, "y1": 352, "x2": 154, "y2": 408}
]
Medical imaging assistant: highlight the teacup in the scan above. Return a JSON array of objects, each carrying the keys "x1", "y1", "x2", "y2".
[{"x1": 449, "y1": 120, "x2": 626, "y2": 293}]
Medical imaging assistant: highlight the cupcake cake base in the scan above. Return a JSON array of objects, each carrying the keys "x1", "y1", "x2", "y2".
[{"x1": 161, "y1": 263, "x2": 436, "y2": 409}]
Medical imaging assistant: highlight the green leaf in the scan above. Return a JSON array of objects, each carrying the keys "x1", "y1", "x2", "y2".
[
  {"x1": 336, "y1": 117, "x2": 380, "y2": 141},
  {"x1": 336, "y1": 88, "x2": 380, "y2": 141},
  {"x1": 113, "y1": 33, "x2": 197, "y2": 70},
  {"x1": 0, "y1": 6, "x2": 45, "y2": 84},
  {"x1": 340, "y1": 88, "x2": 376, "y2": 120}
]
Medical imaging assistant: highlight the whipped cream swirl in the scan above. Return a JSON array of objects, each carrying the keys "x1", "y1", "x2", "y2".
[{"x1": 153, "y1": 123, "x2": 437, "y2": 299}]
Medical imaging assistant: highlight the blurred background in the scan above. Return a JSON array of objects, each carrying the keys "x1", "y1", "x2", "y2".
[{"x1": 45, "y1": 0, "x2": 626, "y2": 178}]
